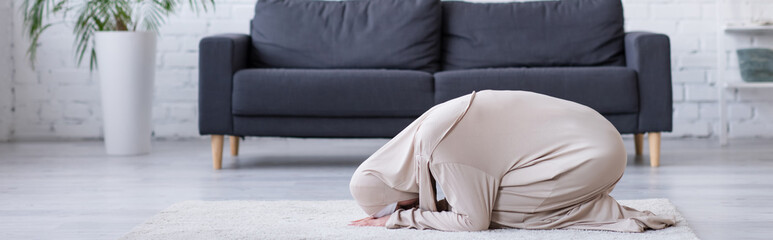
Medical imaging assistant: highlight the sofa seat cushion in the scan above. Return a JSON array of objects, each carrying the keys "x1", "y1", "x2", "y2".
[
  {"x1": 251, "y1": 0, "x2": 441, "y2": 72},
  {"x1": 232, "y1": 69, "x2": 434, "y2": 117},
  {"x1": 233, "y1": 116, "x2": 416, "y2": 138},
  {"x1": 434, "y1": 67, "x2": 638, "y2": 114},
  {"x1": 441, "y1": 0, "x2": 624, "y2": 70}
]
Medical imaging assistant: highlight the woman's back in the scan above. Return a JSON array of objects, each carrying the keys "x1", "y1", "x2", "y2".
[{"x1": 428, "y1": 90, "x2": 622, "y2": 177}]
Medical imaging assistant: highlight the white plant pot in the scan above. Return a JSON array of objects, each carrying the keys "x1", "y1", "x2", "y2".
[{"x1": 95, "y1": 31, "x2": 156, "y2": 156}]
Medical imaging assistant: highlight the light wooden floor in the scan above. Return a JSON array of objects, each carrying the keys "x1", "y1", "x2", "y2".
[{"x1": 1, "y1": 137, "x2": 772, "y2": 239}]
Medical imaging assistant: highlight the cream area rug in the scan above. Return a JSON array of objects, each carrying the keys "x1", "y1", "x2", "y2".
[{"x1": 120, "y1": 199, "x2": 698, "y2": 240}]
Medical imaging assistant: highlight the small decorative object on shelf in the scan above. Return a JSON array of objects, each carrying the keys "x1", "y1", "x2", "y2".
[{"x1": 737, "y1": 48, "x2": 773, "y2": 82}]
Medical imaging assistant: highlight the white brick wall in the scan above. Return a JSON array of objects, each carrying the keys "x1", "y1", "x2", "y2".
[{"x1": 2, "y1": 0, "x2": 773, "y2": 141}]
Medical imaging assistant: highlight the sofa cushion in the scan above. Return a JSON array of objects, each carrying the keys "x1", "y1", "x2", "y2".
[
  {"x1": 232, "y1": 69, "x2": 435, "y2": 117},
  {"x1": 441, "y1": 0, "x2": 625, "y2": 70},
  {"x1": 434, "y1": 67, "x2": 638, "y2": 114},
  {"x1": 251, "y1": 0, "x2": 441, "y2": 72}
]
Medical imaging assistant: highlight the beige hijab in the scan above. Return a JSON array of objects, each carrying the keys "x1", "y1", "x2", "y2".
[{"x1": 350, "y1": 92, "x2": 477, "y2": 217}]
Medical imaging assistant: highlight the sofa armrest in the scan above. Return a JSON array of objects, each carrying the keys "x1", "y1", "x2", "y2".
[
  {"x1": 199, "y1": 34, "x2": 252, "y2": 135},
  {"x1": 625, "y1": 32, "x2": 673, "y2": 133}
]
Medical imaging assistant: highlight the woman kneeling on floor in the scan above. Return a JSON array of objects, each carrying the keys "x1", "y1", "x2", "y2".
[{"x1": 349, "y1": 90, "x2": 675, "y2": 232}]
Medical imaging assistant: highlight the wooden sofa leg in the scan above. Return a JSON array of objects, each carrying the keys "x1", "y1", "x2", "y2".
[
  {"x1": 230, "y1": 136, "x2": 240, "y2": 156},
  {"x1": 634, "y1": 133, "x2": 644, "y2": 155},
  {"x1": 212, "y1": 135, "x2": 224, "y2": 170},
  {"x1": 648, "y1": 132, "x2": 661, "y2": 167}
]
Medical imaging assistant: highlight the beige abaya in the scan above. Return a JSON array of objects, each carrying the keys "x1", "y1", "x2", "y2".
[{"x1": 349, "y1": 90, "x2": 675, "y2": 232}]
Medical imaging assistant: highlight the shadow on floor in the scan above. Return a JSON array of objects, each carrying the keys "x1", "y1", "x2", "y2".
[{"x1": 225, "y1": 154, "x2": 366, "y2": 169}]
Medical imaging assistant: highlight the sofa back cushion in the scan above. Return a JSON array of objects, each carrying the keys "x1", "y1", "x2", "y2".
[
  {"x1": 251, "y1": 0, "x2": 441, "y2": 72},
  {"x1": 441, "y1": 0, "x2": 625, "y2": 70}
]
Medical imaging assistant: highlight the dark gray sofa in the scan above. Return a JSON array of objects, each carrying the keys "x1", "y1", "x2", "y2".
[{"x1": 199, "y1": 0, "x2": 672, "y2": 169}]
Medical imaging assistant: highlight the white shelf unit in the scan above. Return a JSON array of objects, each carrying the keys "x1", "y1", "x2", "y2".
[{"x1": 715, "y1": 1, "x2": 773, "y2": 146}]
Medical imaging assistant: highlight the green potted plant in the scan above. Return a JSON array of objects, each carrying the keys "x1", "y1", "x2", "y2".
[{"x1": 21, "y1": 0, "x2": 214, "y2": 155}]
